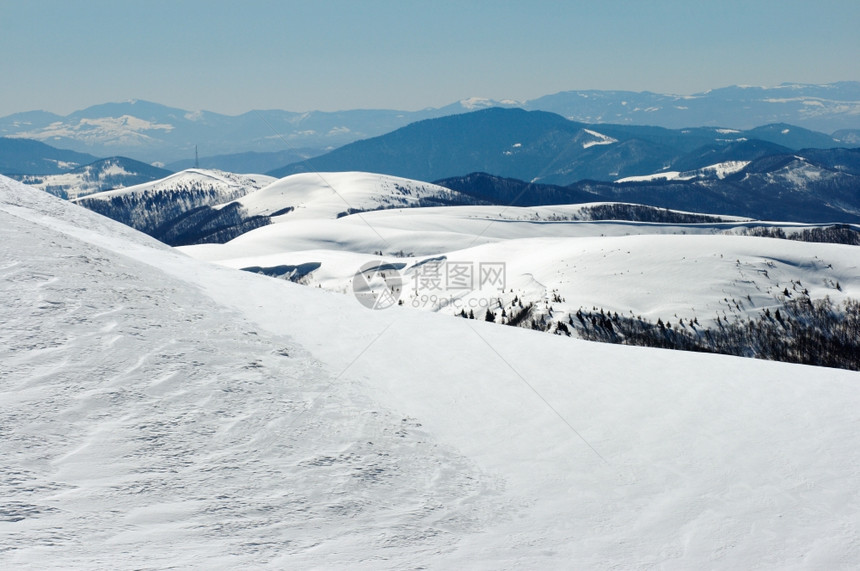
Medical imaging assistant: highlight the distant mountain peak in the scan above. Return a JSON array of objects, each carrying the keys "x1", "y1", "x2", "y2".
[
  {"x1": 458, "y1": 97, "x2": 522, "y2": 110},
  {"x1": 459, "y1": 97, "x2": 498, "y2": 110}
]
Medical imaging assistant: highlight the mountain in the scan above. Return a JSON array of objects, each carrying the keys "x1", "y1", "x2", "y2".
[
  {"x1": 743, "y1": 123, "x2": 848, "y2": 149},
  {"x1": 268, "y1": 107, "x2": 848, "y2": 185},
  {"x1": 10, "y1": 156, "x2": 173, "y2": 199},
  {"x1": 668, "y1": 139, "x2": 792, "y2": 172},
  {"x1": 524, "y1": 81, "x2": 860, "y2": 132},
  {"x1": 436, "y1": 147, "x2": 860, "y2": 223},
  {"x1": 2, "y1": 82, "x2": 858, "y2": 165},
  {"x1": 3, "y1": 173, "x2": 860, "y2": 568},
  {"x1": 0, "y1": 100, "x2": 461, "y2": 165},
  {"x1": 571, "y1": 148, "x2": 860, "y2": 223},
  {"x1": 74, "y1": 169, "x2": 275, "y2": 246},
  {"x1": 0, "y1": 137, "x2": 99, "y2": 175},
  {"x1": 269, "y1": 108, "x2": 592, "y2": 183}
]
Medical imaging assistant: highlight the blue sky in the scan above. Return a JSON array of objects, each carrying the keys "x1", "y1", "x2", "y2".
[{"x1": 1, "y1": 0, "x2": 858, "y2": 116}]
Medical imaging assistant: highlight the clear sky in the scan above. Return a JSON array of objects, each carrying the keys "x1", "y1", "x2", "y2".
[{"x1": 1, "y1": 0, "x2": 858, "y2": 116}]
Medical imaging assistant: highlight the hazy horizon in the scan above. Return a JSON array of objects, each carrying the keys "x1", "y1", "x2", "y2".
[
  {"x1": 2, "y1": 0, "x2": 858, "y2": 117},
  {"x1": 5, "y1": 81, "x2": 860, "y2": 119}
]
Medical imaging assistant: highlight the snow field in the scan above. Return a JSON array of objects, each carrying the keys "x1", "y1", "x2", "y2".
[{"x1": 2, "y1": 175, "x2": 859, "y2": 568}]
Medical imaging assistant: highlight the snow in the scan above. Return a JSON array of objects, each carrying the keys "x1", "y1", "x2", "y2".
[
  {"x1": 2, "y1": 175, "x2": 860, "y2": 569},
  {"x1": 459, "y1": 97, "x2": 499, "y2": 110},
  {"x1": 581, "y1": 128, "x2": 618, "y2": 148},
  {"x1": 99, "y1": 163, "x2": 132, "y2": 177},
  {"x1": 178, "y1": 171, "x2": 855, "y2": 330},
  {"x1": 185, "y1": 221, "x2": 860, "y2": 330},
  {"x1": 230, "y1": 171, "x2": 466, "y2": 220},
  {"x1": 47, "y1": 159, "x2": 80, "y2": 170},
  {"x1": 80, "y1": 168, "x2": 275, "y2": 201},
  {"x1": 697, "y1": 160, "x2": 751, "y2": 179},
  {"x1": 14, "y1": 161, "x2": 149, "y2": 198},
  {"x1": 9, "y1": 115, "x2": 174, "y2": 146},
  {"x1": 761, "y1": 159, "x2": 844, "y2": 191},
  {"x1": 616, "y1": 160, "x2": 750, "y2": 183},
  {"x1": 763, "y1": 95, "x2": 860, "y2": 112},
  {"x1": 615, "y1": 171, "x2": 693, "y2": 183},
  {"x1": 182, "y1": 202, "x2": 746, "y2": 261}
]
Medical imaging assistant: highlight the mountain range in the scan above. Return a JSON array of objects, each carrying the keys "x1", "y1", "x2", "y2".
[
  {"x1": 436, "y1": 146, "x2": 860, "y2": 224},
  {"x1": 2, "y1": 82, "x2": 858, "y2": 167},
  {"x1": 270, "y1": 107, "x2": 850, "y2": 185},
  {"x1": 9, "y1": 105, "x2": 855, "y2": 201},
  {"x1": 526, "y1": 82, "x2": 860, "y2": 132}
]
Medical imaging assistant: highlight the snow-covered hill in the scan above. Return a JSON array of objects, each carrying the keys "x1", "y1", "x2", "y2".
[
  {"x1": 79, "y1": 168, "x2": 274, "y2": 202},
  {"x1": 11, "y1": 156, "x2": 172, "y2": 199},
  {"x1": 232, "y1": 171, "x2": 479, "y2": 221},
  {"x1": 182, "y1": 201, "x2": 859, "y2": 336},
  {"x1": 70, "y1": 169, "x2": 855, "y2": 366},
  {"x1": 74, "y1": 169, "x2": 275, "y2": 245},
  {"x1": 3, "y1": 174, "x2": 860, "y2": 568},
  {"x1": 71, "y1": 170, "x2": 481, "y2": 246}
]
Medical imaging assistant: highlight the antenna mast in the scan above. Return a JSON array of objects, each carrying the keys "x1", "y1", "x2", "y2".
[{"x1": 195, "y1": 145, "x2": 199, "y2": 169}]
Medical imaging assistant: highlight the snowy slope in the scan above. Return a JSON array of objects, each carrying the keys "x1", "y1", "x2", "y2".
[
  {"x1": 3, "y1": 174, "x2": 860, "y2": 568},
  {"x1": 78, "y1": 168, "x2": 275, "y2": 202},
  {"x1": 581, "y1": 128, "x2": 618, "y2": 148},
  {"x1": 615, "y1": 160, "x2": 751, "y2": 183},
  {"x1": 230, "y1": 171, "x2": 475, "y2": 220},
  {"x1": 71, "y1": 170, "x2": 479, "y2": 246},
  {"x1": 72, "y1": 169, "x2": 277, "y2": 246},
  {"x1": 182, "y1": 203, "x2": 859, "y2": 330}
]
